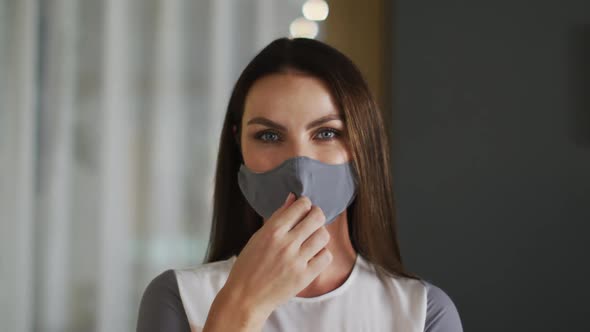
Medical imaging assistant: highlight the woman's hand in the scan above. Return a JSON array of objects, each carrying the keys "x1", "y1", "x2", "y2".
[{"x1": 204, "y1": 193, "x2": 332, "y2": 331}]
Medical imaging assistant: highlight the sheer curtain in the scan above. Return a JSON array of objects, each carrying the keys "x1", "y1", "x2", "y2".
[{"x1": 0, "y1": 1, "x2": 318, "y2": 331}]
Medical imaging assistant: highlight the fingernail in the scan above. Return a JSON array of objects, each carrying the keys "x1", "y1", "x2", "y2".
[{"x1": 284, "y1": 192, "x2": 293, "y2": 203}]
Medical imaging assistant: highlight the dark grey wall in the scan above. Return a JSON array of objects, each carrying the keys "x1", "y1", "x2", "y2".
[{"x1": 391, "y1": 1, "x2": 590, "y2": 330}]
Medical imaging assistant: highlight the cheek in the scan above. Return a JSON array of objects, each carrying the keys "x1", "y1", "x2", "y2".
[
  {"x1": 323, "y1": 141, "x2": 351, "y2": 164},
  {"x1": 325, "y1": 150, "x2": 350, "y2": 164},
  {"x1": 241, "y1": 141, "x2": 279, "y2": 173}
]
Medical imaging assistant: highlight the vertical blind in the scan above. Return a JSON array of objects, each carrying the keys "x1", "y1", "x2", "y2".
[{"x1": 0, "y1": 0, "x2": 314, "y2": 331}]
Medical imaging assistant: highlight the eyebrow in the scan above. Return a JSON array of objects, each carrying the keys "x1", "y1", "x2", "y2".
[{"x1": 246, "y1": 114, "x2": 342, "y2": 131}]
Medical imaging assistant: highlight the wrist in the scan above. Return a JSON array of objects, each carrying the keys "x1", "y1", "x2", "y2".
[{"x1": 210, "y1": 285, "x2": 270, "y2": 331}]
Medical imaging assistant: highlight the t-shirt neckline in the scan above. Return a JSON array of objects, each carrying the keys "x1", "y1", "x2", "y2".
[
  {"x1": 228, "y1": 253, "x2": 361, "y2": 303},
  {"x1": 288, "y1": 253, "x2": 361, "y2": 303}
]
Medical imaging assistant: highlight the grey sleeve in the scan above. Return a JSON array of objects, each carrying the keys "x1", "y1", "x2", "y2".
[
  {"x1": 423, "y1": 281, "x2": 464, "y2": 332},
  {"x1": 136, "y1": 269, "x2": 191, "y2": 332}
]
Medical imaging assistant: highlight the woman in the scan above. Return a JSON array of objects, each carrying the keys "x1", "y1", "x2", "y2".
[{"x1": 137, "y1": 37, "x2": 463, "y2": 332}]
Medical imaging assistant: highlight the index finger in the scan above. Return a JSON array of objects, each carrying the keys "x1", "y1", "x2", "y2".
[{"x1": 267, "y1": 195, "x2": 313, "y2": 232}]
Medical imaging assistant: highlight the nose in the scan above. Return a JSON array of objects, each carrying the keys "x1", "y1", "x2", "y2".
[{"x1": 284, "y1": 139, "x2": 316, "y2": 161}]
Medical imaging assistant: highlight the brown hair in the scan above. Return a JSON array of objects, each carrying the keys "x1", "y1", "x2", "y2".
[{"x1": 204, "y1": 37, "x2": 418, "y2": 280}]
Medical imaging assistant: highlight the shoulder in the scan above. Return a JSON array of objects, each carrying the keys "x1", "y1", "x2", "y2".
[
  {"x1": 142, "y1": 269, "x2": 179, "y2": 298},
  {"x1": 357, "y1": 256, "x2": 462, "y2": 332},
  {"x1": 174, "y1": 256, "x2": 235, "y2": 291},
  {"x1": 137, "y1": 259, "x2": 235, "y2": 332},
  {"x1": 420, "y1": 280, "x2": 464, "y2": 332},
  {"x1": 137, "y1": 269, "x2": 190, "y2": 332},
  {"x1": 175, "y1": 256, "x2": 235, "y2": 277},
  {"x1": 360, "y1": 256, "x2": 426, "y2": 300},
  {"x1": 139, "y1": 269, "x2": 182, "y2": 312}
]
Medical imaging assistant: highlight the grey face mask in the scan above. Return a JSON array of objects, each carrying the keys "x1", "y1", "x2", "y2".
[{"x1": 237, "y1": 156, "x2": 357, "y2": 225}]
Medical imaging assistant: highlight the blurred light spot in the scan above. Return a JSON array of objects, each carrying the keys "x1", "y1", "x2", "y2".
[
  {"x1": 302, "y1": 0, "x2": 329, "y2": 21},
  {"x1": 289, "y1": 17, "x2": 319, "y2": 39}
]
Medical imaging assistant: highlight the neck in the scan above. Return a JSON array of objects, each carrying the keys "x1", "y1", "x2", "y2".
[{"x1": 296, "y1": 210, "x2": 357, "y2": 298}]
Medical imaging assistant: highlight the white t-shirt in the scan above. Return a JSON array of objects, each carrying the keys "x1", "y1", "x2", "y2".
[{"x1": 137, "y1": 253, "x2": 463, "y2": 332}]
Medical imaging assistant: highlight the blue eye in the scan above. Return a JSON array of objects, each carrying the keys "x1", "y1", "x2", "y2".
[
  {"x1": 256, "y1": 131, "x2": 281, "y2": 142},
  {"x1": 315, "y1": 128, "x2": 340, "y2": 140},
  {"x1": 254, "y1": 128, "x2": 340, "y2": 143}
]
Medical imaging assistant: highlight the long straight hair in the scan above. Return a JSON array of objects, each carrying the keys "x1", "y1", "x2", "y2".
[{"x1": 204, "y1": 38, "x2": 418, "y2": 280}]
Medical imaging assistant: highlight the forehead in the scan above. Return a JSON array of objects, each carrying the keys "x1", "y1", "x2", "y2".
[{"x1": 243, "y1": 72, "x2": 339, "y2": 120}]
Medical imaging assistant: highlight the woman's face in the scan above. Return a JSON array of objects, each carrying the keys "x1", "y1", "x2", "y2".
[{"x1": 240, "y1": 72, "x2": 350, "y2": 173}]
